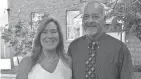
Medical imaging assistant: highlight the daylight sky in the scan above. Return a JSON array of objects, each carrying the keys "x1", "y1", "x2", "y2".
[{"x1": 0, "y1": 0, "x2": 8, "y2": 27}]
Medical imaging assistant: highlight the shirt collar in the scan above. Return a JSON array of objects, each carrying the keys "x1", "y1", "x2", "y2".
[{"x1": 86, "y1": 32, "x2": 107, "y2": 45}]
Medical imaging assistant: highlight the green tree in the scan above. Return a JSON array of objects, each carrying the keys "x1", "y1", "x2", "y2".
[
  {"x1": 105, "y1": 0, "x2": 141, "y2": 41},
  {"x1": 104, "y1": 0, "x2": 141, "y2": 72},
  {"x1": 1, "y1": 21, "x2": 35, "y2": 56}
]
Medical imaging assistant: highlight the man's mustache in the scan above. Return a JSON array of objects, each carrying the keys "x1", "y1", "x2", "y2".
[{"x1": 84, "y1": 23, "x2": 97, "y2": 28}]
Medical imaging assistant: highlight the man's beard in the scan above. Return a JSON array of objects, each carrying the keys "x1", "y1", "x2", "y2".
[
  {"x1": 84, "y1": 23, "x2": 102, "y2": 40},
  {"x1": 84, "y1": 23, "x2": 98, "y2": 35}
]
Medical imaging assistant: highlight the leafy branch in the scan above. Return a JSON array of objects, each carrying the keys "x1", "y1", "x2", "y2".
[
  {"x1": 105, "y1": 0, "x2": 141, "y2": 41},
  {"x1": 1, "y1": 21, "x2": 35, "y2": 56}
]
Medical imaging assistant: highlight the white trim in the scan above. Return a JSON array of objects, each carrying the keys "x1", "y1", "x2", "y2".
[
  {"x1": 0, "y1": 59, "x2": 11, "y2": 69},
  {"x1": 0, "y1": 74, "x2": 16, "y2": 79},
  {"x1": 107, "y1": 32, "x2": 125, "y2": 43}
]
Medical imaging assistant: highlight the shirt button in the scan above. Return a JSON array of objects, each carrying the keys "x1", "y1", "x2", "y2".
[{"x1": 92, "y1": 51, "x2": 95, "y2": 53}]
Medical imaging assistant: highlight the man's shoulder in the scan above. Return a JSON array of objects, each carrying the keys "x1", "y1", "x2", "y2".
[
  {"x1": 69, "y1": 35, "x2": 86, "y2": 46},
  {"x1": 105, "y1": 33, "x2": 127, "y2": 49},
  {"x1": 106, "y1": 33, "x2": 123, "y2": 43}
]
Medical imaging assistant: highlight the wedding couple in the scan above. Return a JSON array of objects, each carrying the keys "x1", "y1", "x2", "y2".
[{"x1": 16, "y1": 1, "x2": 133, "y2": 79}]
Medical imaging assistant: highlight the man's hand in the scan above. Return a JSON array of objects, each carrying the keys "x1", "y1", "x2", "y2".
[{"x1": 60, "y1": 53, "x2": 72, "y2": 69}]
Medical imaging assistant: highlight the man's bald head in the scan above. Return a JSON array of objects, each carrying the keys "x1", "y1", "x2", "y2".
[{"x1": 82, "y1": 1, "x2": 105, "y2": 16}]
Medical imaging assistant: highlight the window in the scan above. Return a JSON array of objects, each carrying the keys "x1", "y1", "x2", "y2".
[{"x1": 66, "y1": 10, "x2": 83, "y2": 41}]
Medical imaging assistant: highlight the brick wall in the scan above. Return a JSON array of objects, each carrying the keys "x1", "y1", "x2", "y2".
[
  {"x1": 8, "y1": 0, "x2": 86, "y2": 54},
  {"x1": 126, "y1": 34, "x2": 141, "y2": 65},
  {"x1": 8, "y1": 0, "x2": 141, "y2": 65}
]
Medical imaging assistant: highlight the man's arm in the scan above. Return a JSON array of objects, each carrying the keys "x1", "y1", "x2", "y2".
[
  {"x1": 118, "y1": 43, "x2": 133, "y2": 79},
  {"x1": 67, "y1": 44, "x2": 75, "y2": 79},
  {"x1": 67, "y1": 45, "x2": 72, "y2": 58}
]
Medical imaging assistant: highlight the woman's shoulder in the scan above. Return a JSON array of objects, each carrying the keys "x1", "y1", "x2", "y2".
[
  {"x1": 16, "y1": 56, "x2": 33, "y2": 79},
  {"x1": 20, "y1": 56, "x2": 32, "y2": 66},
  {"x1": 18, "y1": 56, "x2": 33, "y2": 72}
]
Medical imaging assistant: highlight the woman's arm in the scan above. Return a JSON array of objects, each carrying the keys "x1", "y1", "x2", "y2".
[{"x1": 16, "y1": 56, "x2": 32, "y2": 79}]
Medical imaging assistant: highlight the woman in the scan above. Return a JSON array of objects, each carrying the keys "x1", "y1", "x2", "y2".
[{"x1": 16, "y1": 17, "x2": 72, "y2": 79}]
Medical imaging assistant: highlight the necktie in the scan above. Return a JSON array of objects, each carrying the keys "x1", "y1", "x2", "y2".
[{"x1": 85, "y1": 42, "x2": 97, "y2": 79}]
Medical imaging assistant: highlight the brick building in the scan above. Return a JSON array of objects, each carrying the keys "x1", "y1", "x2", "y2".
[
  {"x1": 2, "y1": 0, "x2": 141, "y2": 65},
  {"x1": 0, "y1": 1, "x2": 141, "y2": 78}
]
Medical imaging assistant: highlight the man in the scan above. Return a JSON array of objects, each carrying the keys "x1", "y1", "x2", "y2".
[{"x1": 67, "y1": 1, "x2": 133, "y2": 79}]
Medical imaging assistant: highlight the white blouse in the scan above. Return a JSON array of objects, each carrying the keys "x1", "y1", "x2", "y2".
[{"x1": 28, "y1": 59, "x2": 72, "y2": 79}]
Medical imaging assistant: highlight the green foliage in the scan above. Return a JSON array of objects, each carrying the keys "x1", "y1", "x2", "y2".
[
  {"x1": 105, "y1": 0, "x2": 141, "y2": 41},
  {"x1": 1, "y1": 21, "x2": 35, "y2": 56},
  {"x1": 133, "y1": 65, "x2": 141, "y2": 72}
]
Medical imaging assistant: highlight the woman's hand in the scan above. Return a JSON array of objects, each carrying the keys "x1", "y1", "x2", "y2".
[{"x1": 65, "y1": 54, "x2": 72, "y2": 69}]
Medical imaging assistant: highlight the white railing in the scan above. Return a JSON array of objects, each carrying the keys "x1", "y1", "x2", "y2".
[{"x1": 0, "y1": 74, "x2": 16, "y2": 79}]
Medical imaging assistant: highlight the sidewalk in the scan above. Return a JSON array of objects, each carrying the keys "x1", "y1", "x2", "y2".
[
  {"x1": 0, "y1": 66, "x2": 17, "y2": 79},
  {"x1": 1, "y1": 66, "x2": 18, "y2": 74},
  {"x1": 0, "y1": 74, "x2": 16, "y2": 79}
]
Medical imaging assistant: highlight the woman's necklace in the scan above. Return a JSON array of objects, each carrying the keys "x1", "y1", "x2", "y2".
[
  {"x1": 39, "y1": 51, "x2": 59, "y2": 63},
  {"x1": 46, "y1": 53, "x2": 58, "y2": 63}
]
